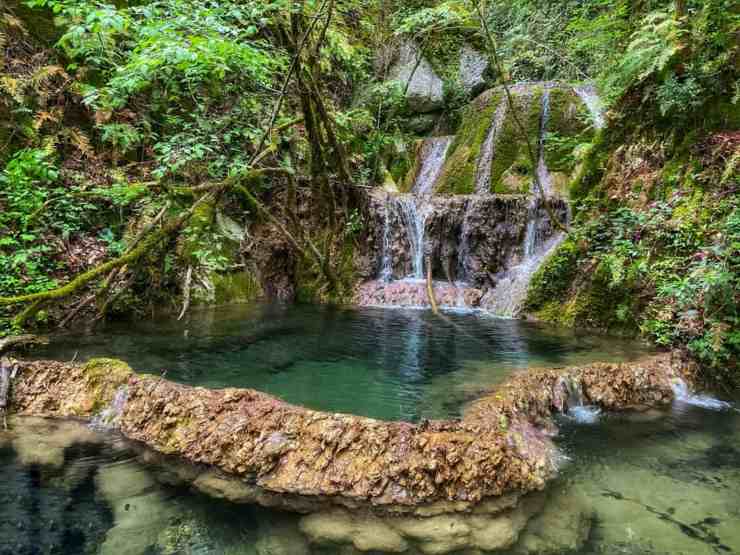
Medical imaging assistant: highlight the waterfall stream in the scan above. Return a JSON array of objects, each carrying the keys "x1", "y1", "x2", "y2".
[
  {"x1": 481, "y1": 87, "x2": 568, "y2": 317},
  {"x1": 366, "y1": 83, "x2": 604, "y2": 314},
  {"x1": 574, "y1": 84, "x2": 606, "y2": 129},
  {"x1": 475, "y1": 100, "x2": 508, "y2": 194},
  {"x1": 379, "y1": 136, "x2": 453, "y2": 281}
]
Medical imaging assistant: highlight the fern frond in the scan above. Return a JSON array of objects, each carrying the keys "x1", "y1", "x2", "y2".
[
  {"x1": 32, "y1": 108, "x2": 63, "y2": 130},
  {"x1": 63, "y1": 127, "x2": 94, "y2": 158},
  {"x1": 2, "y1": 14, "x2": 26, "y2": 32},
  {"x1": 0, "y1": 75, "x2": 22, "y2": 102},
  {"x1": 31, "y1": 65, "x2": 68, "y2": 90}
]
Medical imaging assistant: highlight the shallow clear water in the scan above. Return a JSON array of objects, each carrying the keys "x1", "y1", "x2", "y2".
[
  {"x1": 34, "y1": 303, "x2": 650, "y2": 421},
  {"x1": 2, "y1": 396, "x2": 738, "y2": 554},
  {"x1": 9, "y1": 303, "x2": 738, "y2": 555}
]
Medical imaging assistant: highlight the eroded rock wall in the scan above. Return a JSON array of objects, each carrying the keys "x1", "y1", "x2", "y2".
[{"x1": 361, "y1": 191, "x2": 568, "y2": 288}]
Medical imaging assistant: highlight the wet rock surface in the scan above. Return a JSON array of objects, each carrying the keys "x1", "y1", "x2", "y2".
[
  {"x1": 8, "y1": 353, "x2": 680, "y2": 512},
  {"x1": 354, "y1": 279, "x2": 483, "y2": 308},
  {"x1": 360, "y1": 191, "x2": 568, "y2": 291},
  {"x1": 2, "y1": 352, "x2": 695, "y2": 553}
]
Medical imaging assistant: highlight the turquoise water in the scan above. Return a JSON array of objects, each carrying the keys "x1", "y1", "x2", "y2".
[
  {"x1": 7, "y1": 303, "x2": 738, "y2": 554},
  {"x1": 34, "y1": 303, "x2": 650, "y2": 421},
  {"x1": 1, "y1": 394, "x2": 738, "y2": 554}
]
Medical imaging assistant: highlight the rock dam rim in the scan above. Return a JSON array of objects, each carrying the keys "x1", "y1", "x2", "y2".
[
  {"x1": 26, "y1": 303, "x2": 655, "y2": 421},
  {"x1": 7, "y1": 351, "x2": 685, "y2": 514}
]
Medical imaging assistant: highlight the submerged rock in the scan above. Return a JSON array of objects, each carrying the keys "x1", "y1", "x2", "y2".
[
  {"x1": 97, "y1": 461, "x2": 177, "y2": 555},
  {"x1": 300, "y1": 491, "x2": 545, "y2": 554},
  {"x1": 513, "y1": 485, "x2": 593, "y2": 554},
  {"x1": 9, "y1": 416, "x2": 100, "y2": 468}
]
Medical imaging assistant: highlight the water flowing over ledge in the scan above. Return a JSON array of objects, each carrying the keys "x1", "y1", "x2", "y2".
[
  {"x1": 6, "y1": 354, "x2": 685, "y2": 507},
  {"x1": 3, "y1": 353, "x2": 724, "y2": 553}
]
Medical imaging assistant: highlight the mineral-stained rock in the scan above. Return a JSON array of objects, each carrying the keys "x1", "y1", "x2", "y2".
[
  {"x1": 7, "y1": 352, "x2": 683, "y2": 525},
  {"x1": 359, "y1": 190, "x2": 568, "y2": 289}
]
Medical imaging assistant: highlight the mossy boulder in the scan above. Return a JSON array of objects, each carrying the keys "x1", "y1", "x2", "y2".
[{"x1": 433, "y1": 84, "x2": 597, "y2": 196}]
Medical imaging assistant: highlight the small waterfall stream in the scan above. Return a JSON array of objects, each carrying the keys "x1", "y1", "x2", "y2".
[
  {"x1": 364, "y1": 83, "x2": 605, "y2": 314},
  {"x1": 475, "y1": 100, "x2": 508, "y2": 194},
  {"x1": 481, "y1": 86, "x2": 567, "y2": 317},
  {"x1": 574, "y1": 84, "x2": 606, "y2": 129},
  {"x1": 379, "y1": 136, "x2": 453, "y2": 281}
]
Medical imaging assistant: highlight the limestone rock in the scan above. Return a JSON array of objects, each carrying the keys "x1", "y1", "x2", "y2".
[
  {"x1": 97, "y1": 461, "x2": 177, "y2": 555},
  {"x1": 390, "y1": 41, "x2": 444, "y2": 113},
  {"x1": 300, "y1": 509, "x2": 409, "y2": 553},
  {"x1": 300, "y1": 492, "x2": 546, "y2": 554},
  {"x1": 459, "y1": 46, "x2": 488, "y2": 96},
  {"x1": 513, "y1": 486, "x2": 593, "y2": 554}
]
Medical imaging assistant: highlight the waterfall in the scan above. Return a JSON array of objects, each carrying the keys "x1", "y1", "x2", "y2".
[
  {"x1": 672, "y1": 379, "x2": 732, "y2": 411},
  {"x1": 90, "y1": 386, "x2": 129, "y2": 429},
  {"x1": 379, "y1": 198, "x2": 393, "y2": 281},
  {"x1": 364, "y1": 84, "x2": 598, "y2": 313},
  {"x1": 395, "y1": 195, "x2": 427, "y2": 279},
  {"x1": 535, "y1": 88, "x2": 554, "y2": 198},
  {"x1": 482, "y1": 88, "x2": 567, "y2": 317},
  {"x1": 384, "y1": 136, "x2": 453, "y2": 281},
  {"x1": 475, "y1": 101, "x2": 508, "y2": 194},
  {"x1": 573, "y1": 84, "x2": 605, "y2": 129},
  {"x1": 413, "y1": 137, "x2": 453, "y2": 197}
]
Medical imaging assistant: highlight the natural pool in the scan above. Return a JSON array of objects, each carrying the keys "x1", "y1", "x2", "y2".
[
  {"x1": 31, "y1": 303, "x2": 650, "y2": 421},
  {"x1": 4, "y1": 303, "x2": 739, "y2": 555}
]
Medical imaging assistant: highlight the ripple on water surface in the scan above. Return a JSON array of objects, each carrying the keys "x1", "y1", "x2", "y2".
[{"x1": 35, "y1": 303, "x2": 651, "y2": 421}]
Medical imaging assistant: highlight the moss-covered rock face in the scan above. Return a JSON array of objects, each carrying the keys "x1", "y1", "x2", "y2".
[{"x1": 433, "y1": 84, "x2": 596, "y2": 196}]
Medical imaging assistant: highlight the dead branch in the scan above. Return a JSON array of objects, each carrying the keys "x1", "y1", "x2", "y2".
[
  {"x1": 0, "y1": 194, "x2": 214, "y2": 326},
  {"x1": 178, "y1": 266, "x2": 192, "y2": 321}
]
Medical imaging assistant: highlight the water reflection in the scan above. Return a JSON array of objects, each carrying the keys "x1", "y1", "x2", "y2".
[{"x1": 34, "y1": 303, "x2": 651, "y2": 422}]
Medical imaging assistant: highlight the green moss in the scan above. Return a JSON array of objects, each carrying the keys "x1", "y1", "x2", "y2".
[
  {"x1": 82, "y1": 358, "x2": 133, "y2": 413},
  {"x1": 489, "y1": 86, "x2": 543, "y2": 194},
  {"x1": 212, "y1": 272, "x2": 261, "y2": 304},
  {"x1": 524, "y1": 238, "x2": 579, "y2": 312},
  {"x1": 435, "y1": 89, "x2": 502, "y2": 194}
]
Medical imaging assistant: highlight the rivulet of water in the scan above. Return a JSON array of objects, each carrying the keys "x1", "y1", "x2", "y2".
[{"x1": 574, "y1": 83, "x2": 606, "y2": 129}]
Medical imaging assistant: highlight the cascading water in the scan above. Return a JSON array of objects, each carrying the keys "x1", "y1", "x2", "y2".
[
  {"x1": 475, "y1": 100, "x2": 508, "y2": 194},
  {"x1": 380, "y1": 199, "x2": 393, "y2": 281},
  {"x1": 574, "y1": 84, "x2": 605, "y2": 129},
  {"x1": 363, "y1": 83, "x2": 605, "y2": 314},
  {"x1": 482, "y1": 87, "x2": 567, "y2": 317},
  {"x1": 395, "y1": 195, "x2": 426, "y2": 279},
  {"x1": 412, "y1": 136, "x2": 454, "y2": 197},
  {"x1": 90, "y1": 385, "x2": 129, "y2": 429},
  {"x1": 380, "y1": 136, "x2": 453, "y2": 281}
]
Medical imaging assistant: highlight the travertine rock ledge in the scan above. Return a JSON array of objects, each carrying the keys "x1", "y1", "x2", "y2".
[{"x1": 7, "y1": 353, "x2": 681, "y2": 517}]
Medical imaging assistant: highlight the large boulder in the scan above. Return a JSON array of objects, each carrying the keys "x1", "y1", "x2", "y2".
[
  {"x1": 459, "y1": 45, "x2": 489, "y2": 96},
  {"x1": 434, "y1": 83, "x2": 596, "y2": 195},
  {"x1": 390, "y1": 41, "x2": 445, "y2": 113}
]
